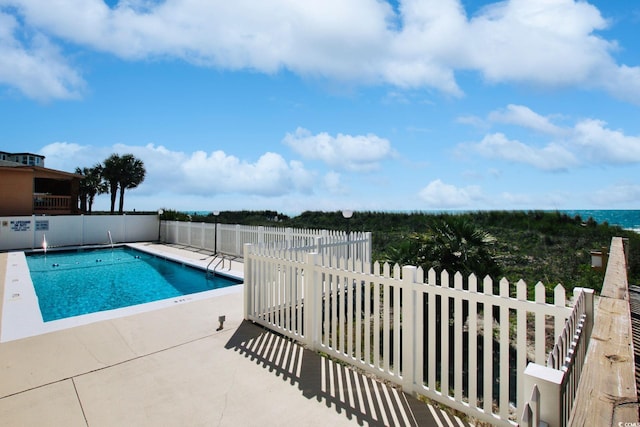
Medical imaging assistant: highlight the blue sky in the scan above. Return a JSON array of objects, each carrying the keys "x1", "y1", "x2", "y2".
[{"x1": 1, "y1": 0, "x2": 639, "y2": 214}]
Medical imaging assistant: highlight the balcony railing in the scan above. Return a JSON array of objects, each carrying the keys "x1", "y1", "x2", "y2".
[{"x1": 33, "y1": 194, "x2": 73, "y2": 213}]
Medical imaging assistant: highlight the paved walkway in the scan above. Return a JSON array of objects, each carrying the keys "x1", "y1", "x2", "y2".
[
  {"x1": 128, "y1": 242, "x2": 246, "y2": 280},
  {"x1": 0, "y1": 245, "x2": 467, "y2": 426}
]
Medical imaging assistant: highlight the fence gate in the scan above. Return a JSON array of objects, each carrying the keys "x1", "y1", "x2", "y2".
[{"x1": 244, "y1": 244, "x2": 593, "y2": 426}]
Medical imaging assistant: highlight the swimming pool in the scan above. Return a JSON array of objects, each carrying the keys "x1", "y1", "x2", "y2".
[{"x1": 26, "y1": 246, "x2": 240, "y2": 322}]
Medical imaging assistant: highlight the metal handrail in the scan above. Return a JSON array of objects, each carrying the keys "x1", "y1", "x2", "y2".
[
  {"x1": 213, "y1": 257, "x2": 226, "y2": 271},
  {"x1": 206, "y1": 256, "x2": 218, "y2": 275},
  {"x1": 206, "y1": 255, "x2": 227, "y2": 276}
]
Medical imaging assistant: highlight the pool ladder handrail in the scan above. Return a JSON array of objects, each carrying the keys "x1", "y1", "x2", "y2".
[{"x1": 206, "y1": 255, "x2": 229, "y2": 276}]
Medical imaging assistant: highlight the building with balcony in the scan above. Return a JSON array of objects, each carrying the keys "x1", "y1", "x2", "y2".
[
  {"x1": 0, "y1": 151, "x2": 45, "y2": 167},
  {"x1": 0, "y1": 152, "x2": 82, "y2": 216}
]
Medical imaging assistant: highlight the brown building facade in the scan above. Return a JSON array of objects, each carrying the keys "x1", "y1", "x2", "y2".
[{"x1": 0, "y1": 158, "x2": 82, "y2": 216}]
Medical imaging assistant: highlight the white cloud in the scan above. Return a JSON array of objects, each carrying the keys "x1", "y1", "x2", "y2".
[
  {"x1": 589, "y1": 182, "x2": 640, "y2": 207},
  {"x1": 467, "y1": 105, "x2": 640, "y2": 170},
  {"x1": 488, "y1": 104, "x2": 564, "y2": 135},
  {"x1": 162, "y1": 147, "x2": 315, "y2": 196},
  {"x1": 283, "y1": 127, "x2": 393, "y2": 172},
  {"x1": 39, "y1": 142, "x2": 316, "y2": 198},
  {"x1": 180, "y1": 150, "x2": 300, "y2": 196},
  {"x1": 473, "y1": 133, "x2": 577, "y2": 171},
  {"x1": 418, "y1": 179, "x2": 482, "y2": 208},
  {"x1": 597, "y1": 63, "x2": 640, "y2": 105},
  {"x1": 1, "y1": 0, "x2": 639, "y2": 102},
  {"x1": 572, "y1": 119, "x2": 640, "y2": 164},
  {"x1": 464, "y1": 0, "x2": 614, "y2": 86},
  {"x1": 0, "y1": 12, "x2": 85, "y2": 101},
  {"x1": 39, "y1": 142, "x2": 109, "y2": 170}
]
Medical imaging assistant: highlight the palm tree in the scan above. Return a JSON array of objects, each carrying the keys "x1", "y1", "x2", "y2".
[
  {"x1": 101, "y1": 153, "x2": 146, "y2": 214},
  {"x1": 75, "y1": 164, "x2": 107, "y2": 214},
  {"x1": 86, "y1": 164, "x2": 107, "y2": 213},
  {"x1": 102, "y1": 154, "x2": 122, "y2": 214},
  {"x1": 116, "y1": 154, "x2": 146, "y2": 214},
  {"x1": 383, "y1": 232, "x2": 425, "y2": 265},
  {"x1": 421, "y1": 215, "x2": 500, "y2": 278},
  {"x1": 75, "y1": 166, "x2": 91, "y2": 213}
]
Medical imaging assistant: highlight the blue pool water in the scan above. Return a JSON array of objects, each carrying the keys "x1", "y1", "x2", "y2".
[{"x1": 26, "y1": 247, "x2": 239, "y2": 322}]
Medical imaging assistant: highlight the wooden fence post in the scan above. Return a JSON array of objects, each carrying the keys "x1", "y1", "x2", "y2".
[
  {"x1": 523, "y1": 362, "x2": 563, "y2": 427},
  {"x1": 402, "y1": 265, "x2": 418, "y2": 392}
]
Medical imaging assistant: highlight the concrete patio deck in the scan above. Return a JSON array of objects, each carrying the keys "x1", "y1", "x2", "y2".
[{"x1": 0, "y1": 245, "x2": 467, "y2": 426}]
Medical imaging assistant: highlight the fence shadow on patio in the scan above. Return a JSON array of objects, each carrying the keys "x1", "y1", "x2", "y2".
[{"x1": 225, "y1": 320, "x2": 468, "y2": 427}]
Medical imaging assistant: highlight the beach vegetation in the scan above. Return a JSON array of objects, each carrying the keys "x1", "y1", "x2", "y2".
[{"x1": 185, "y1": 209, "x2": 640, "y2": 294}]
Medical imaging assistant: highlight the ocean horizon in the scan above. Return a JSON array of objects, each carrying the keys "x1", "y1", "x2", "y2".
[{"x1": 560, "y1": 210, "x2": 640, "y2": 231}]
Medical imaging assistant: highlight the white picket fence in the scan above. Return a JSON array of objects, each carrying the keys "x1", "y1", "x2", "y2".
[
  {"x1": 161, "y1": 220, "x2": 372, "y2": 265},
  {"x1": 243, "y1": 244, "x2": 594, "y2": 426}
]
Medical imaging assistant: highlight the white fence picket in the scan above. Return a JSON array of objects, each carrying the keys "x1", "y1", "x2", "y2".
[
  {"x1": 415, "y1": 267, "x2": 425, "y2": 390},
  {"x1": 468, "y1": 274, "x2": 479, "y2": 409},
  {"x1": 383, "y1": 279, "x2": 391, "y2": 374},
  {"x1": 441, "y1": 270, "x2": 450, "y2": 398},
  {"x1": 499, "y1": 278, "x2": 510, "y2": 419},
  {"x1": 555, "y1": 284, "x2": 567, "y2": 339},
  {"x1": 516, "y1": 279, "x2": 528, "y2": 418},
  {"x1": 453, "y1": 272, "x2": 463, "y2": 403},
  {"x1": 393, "y1": 275, "x2": 401, "y2": 377},
  {"x1": 373, "y1": 277, "x2": 381, "y2": 370},
  {"x1": 535, "y1": 282, "x2": 547, "y2": 364},
  {"x1": 427, "y1": 268, "x2": 437, "y2": 393},
  {"x1": 483, "y1": 275, "x2": 494, "y2": 416}
]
